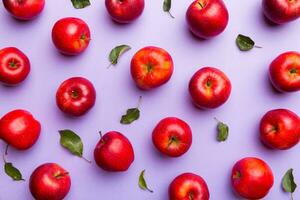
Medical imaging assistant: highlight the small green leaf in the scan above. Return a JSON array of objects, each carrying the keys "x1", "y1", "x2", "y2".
[
  {"x1": 236, "y1": 34, "x2": 260, "y2": 51},
  {"x1": 121, "y1": 108, "x2": 140, "y2": 124},
  {"x1": 139, "y1": 170, "x2": 153, "y2": 193},
  {"x1": 163, "y1": 0, "x2": 174, "y2": 18},
  {"x1": 71, "y1": 0, "x2": 90, "y2": 9},
  {"x1": 109, "y1": 45, "x2": 131, "y2": 66},
  {"x1": 282, "y1": 168, "x2": 297, "y2": 195},
  {"x1": 216, "y1": 119, "x2": 229, "y2": 142},
  {"x1": 4, "y1": 162, "x2": 24, "y2": 181}
]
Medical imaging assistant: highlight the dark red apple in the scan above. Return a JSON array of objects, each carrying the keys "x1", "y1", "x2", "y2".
[
  {"x1": 131, "y1": 46, "x2": 174, "y2": 90},
  {"x1": 269, "y1": 51, "x2": 300, "y2": 92},
  {"x1": 152, "y1": 117, "x2": 192, "y2": 157},
  {"x1": 105, "y1": 0, "x2": 145, "y2": 23},
  {"x1": 94, "y1": 131, "x2": 134, "y2": 172},
  {"x1": 231, "y1": 157, "x2": 274, "y2": 199},
  {"x1": 29, "y1": 163, "x2": 71, "y2": 200},
  {"x1": 169, "y1": 172, "x2": 210, "y2": 200},
  {"x1": 0, "y1": 109, "x2": 41, "y2": 150},
  {"x1": 186, "y1": 0, "x2": 229, "y2": 39}
]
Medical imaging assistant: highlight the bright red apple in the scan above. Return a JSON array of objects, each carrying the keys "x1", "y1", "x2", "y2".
[
  {"x1": 105, "y1": 0, "x2": 145, "y2": 23},
  {"x1": 94, "y1": 131, "x2": 134, "y2": 172},
  {"x1": 152, "y1": 117, "x2": 192, "y2": 157},
  {"x1": 169, "y1": 172, "x2": 210, "y2": 200},
  {"x1": 262, "y1": 0, "x2": 300, "y2": 24},
  {"x1": 189, "y1": 67, "x2": 231, "y2": 109},
  {"x1": 231, "y1": 157, "x2": 274, "y2": 199},
  {"x1": 0, "y1": 109, "x2": 41, "y2": 150},
  {"x1": 0, "y1": 47, "x2": 30, "y2": 85},
  {"x1": 56, "y1": 77, "x2": 96, "y2": 117},
  {"x1": 186, "y1": 0, "x2": 229, "y2": 39},
  {"x1": 52, "y1": 17, "x2": 91, "y2": 56},
  {"x1": 269, "y1": 51, "x2": 300, "y2": 92},
  {"x1": 131, "y1": 46, "x2": 174, "y2": 90},
  {"x1": 29, "y1": 163, "x2": 71, "y2": 200}
]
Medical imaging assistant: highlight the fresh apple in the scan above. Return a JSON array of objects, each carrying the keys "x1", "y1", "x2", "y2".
[
  {"x1": 189, "y1": 67, "x2": 231, "y2": 109},
  {"x1": 29, "y1": 163, "x2": 71, "y2": 200},
  {"x1": 52, "y1": 17, "x2": 91, "y2": 56},
  {"x1": 0, "y1": 109, "x2": 41, "y2": 150},
  {"x1": 56, "y1": 77, "x2": 96, "y2": 117},
  {"x1": 269, "y1": 51, "x2": 300, "y2": 92},
  {"x1": 231, "y1": 157, "x2": 274, "y2": 199},
  {"x1": 2, "y1": 0, "x2": 45, "y2": 20},
  {"x1": 0, "y1": 47, "x2": 30, "y2": 85},
  {"x1": 186, "y1": 0, "x2": 229, "y2": 39},
  {"x1": 152, "y1": 117, "x2": 192, "y2": 157},
  {"x1": 260, "y1": 109, "x2": 300, "y2": 150},
  {"x1": 94, "y1": 131, "x2": 134, "y2": 172},
  {"x1": 169, "y1": 172, "x2": 210, "y2": 200},
  {"x1": 262, "y1": 0, "x2": 300, "y2": 24},
  {"x1": 105, "y1": 0, "x2": 144, "y2": 23},
  {"x1": 131, "y1": 46, "x2": 174, "y2": 90}
]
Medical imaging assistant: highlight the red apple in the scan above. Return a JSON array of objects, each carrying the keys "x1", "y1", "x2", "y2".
[
  {"x1": 152, "y1": 117, "x2": 192, "y2": 157},
  {"x1": 269, "y1": 51, "x2": 300, "y2": 92},
  {"x1": 105, "y1": 0, "x2": 144, "y2": 23},
  {"x1": 56, "y1": 77, "x2": 96, "y2": 117},
  {"x1": 262, "y1": 0, "x2": 300, "y2": 24},
  {"x1": 2, "y1": 0, "x2": 45, "y2": 20},
  {"x1": 186, "y1": 0, "x2": 229, "y2": 39},
  {"x1": 0, "y1": 47, "x2": 30, "y2": 85},
  {"x1": 29, "y1": 163, "x2": 71, "y2": 200},
  {"x1": 94, "y1": 131, "x2": 134, "y2": 172},
  {"x1": 0, "y1": 109, "x2": 41, "y2": 150},
  {"x1": 260, "y1": 109, "x2": 300, "y2": 150},
  {"x1": 169, "y1": 172, "x2": 210, "y2": 200},
  {"x1": 189, "y1": 67, "x2": 231, "y2": 109},
  {"x1": 52, "y1": 17, "x2": 91, "y2": 56},
  {"x1": 231, "y1": 157, "x2": 274, "y2": 199},
  {"x1": 131, "y1": 46, "x2": 174, "y2": 90}
]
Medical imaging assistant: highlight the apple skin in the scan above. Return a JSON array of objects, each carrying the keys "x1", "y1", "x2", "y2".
[
  {"x1": 105, "y1": 0, "x2": 144, "y2": 23},
  {"x1": 94, "y1": 131, "x2": 135, "y2": 172},
  {"x1": 2, "y1": 0, "x2": 45, "y2": 20},
  {"x1": 186, "y1": 0, "x2": 229, "y2": 39},
  {"x1": 0, "y1": 47, "x2": 30, "y2": 85},
  {"x1": 0, "y1": 109, "x2": 41, "y2": 150},
  {"x1": 52, "y1": 17, "x2": 91, "y2": 56},
  {"x1": 56, "y1": 77, "x2": 96, "y2": 117},
  {"x1": 131, "y1": 46, "x2": 174, "y2": 90},
  {"x1": 152, "y1": 117, "x2": 192, "y2": 157},
  {"x1": 262, "y1": 0, "x2": 300, "y2": 24},
  {"x1": 189, "y1": 67, "x2": 231, "y2": 109},
  {"x1": 29, "y1": 163, "x2": 71, "y2": 200},
  {"x1": 260, "y1": 109, "x2": 300, "y2": 150},
  {"x1": 231, "y1": 157, "x2": 274, "y2": 200},
  {"x1": 169, "y1": 172, "x2": 210, "y2": 200},
  {"x1": 269, "y1": 51, "x2": 300, "y2": 92}
]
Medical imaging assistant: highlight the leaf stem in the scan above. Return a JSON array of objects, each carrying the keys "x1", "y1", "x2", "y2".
[
  {"x1": 167, "y1": 11, "x2": 175, "y2": 19},
  {"x1": 254, "y1": 45, "x2": 262, "y2": 48},
  {"x1": 291, "y1": 192, "x2": 294, "y2": 200},
  {"x1": 5, "y1": 144, "x2": 9, "y2": 155},
  {"x1": 137, "y1": 96, "x2": 143, "y2": 108},
  {"x1": 214, "y1": 117, "x2": 220, "y2": 123},
  {"x1": 2, "y1": 153, "x2": 7, "y2": 164},
  {"x1": 81, "y1": 156, "x2": 92, "y2": 164}
]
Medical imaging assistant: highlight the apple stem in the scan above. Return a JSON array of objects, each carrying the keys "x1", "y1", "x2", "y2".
[
  {"x1": 5, "y1": 144, "x2": 9, "y2": 156},
  {"x1": 291, "y1": 192, "x2": 294, "y2": 200},
  {"x1": 137, "y1": 96, "x2": 143, "y2": 108},
  {"x1": 167, "y1": 11, "x2": 175, "y2": 19},
  {"x1": 99, "y1": 131, "x2": 103, "y2": 139},
  {"x1": 55, "y1": 172, "x2": 69, "y2": 179},
  {"x1": 81, "y1": 156, "x2": 92, "y2": 164}
]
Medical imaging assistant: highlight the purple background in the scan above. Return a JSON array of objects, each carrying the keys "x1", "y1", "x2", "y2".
[{"x1": 0, "y1": 0, "x2": 300, "y2": 199}]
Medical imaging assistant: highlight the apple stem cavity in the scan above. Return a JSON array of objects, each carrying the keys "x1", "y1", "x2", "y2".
[
  {"x1": 54, "y1": 171, "x2": 69, "y2": 179},
  {"x1": 197, "y1": 1, "x2": 206, "y2": 9}
]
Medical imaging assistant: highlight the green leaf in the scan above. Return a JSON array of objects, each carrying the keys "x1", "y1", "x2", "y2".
[
  {"x1": 4, "y1": 162, "x2": 24, "y2": 181},
  {"x1": 163, "y1": 0, "x2": 174, "y2": 18},
  {"x1": 236, "y1": 34, "x2": 260, "y2": 51},
  {"x1": 139, "y1": 170, "x2": 153, "y2": 193},
  {"x1": 282, "y1": 169, "x2": 297, "y2": 194},
  {"x1": 71, "y1": 0, "x2": 90, "y2": 9},
  {"x1": 216, "y1": 119, "x2": 229, "y2": 142},
  {"x1": 120, "y1": 108, "x2": 140, "y2": 124},
  {"x1": 109, "y1": 45, "x2": 131, "y2": 66}
]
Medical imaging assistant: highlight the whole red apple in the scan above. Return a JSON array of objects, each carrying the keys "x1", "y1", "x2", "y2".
[
  {"x1": 169, "y1": 172, "x2": 210, "y2": 200},
  {"x1": 56, "y1": 77, "x2": 96, "y2": 117},
  {"x1": 260, "y1": 109, "x2": 300, "y2": 150},
  {"x1": 186, "y1": 0, "x2": 229, "y2": 39},
  {"x1": 105, "y1": 0, "x2": 144, "y2": 23},
  {"x1": 29, "y1": 163, "x2": 71, "y2": 200},
  {"x1": 189, "y1": 67, "x2": 231, "y2": 109},
  {"x1": 131, "y1": 46, "x2": 174, "y2": 90},
  {"x1": 231, "y1": 157, "x2": 274, "y2": 199},
  {"x1": 152, "y1": 117, "x2": 192, "y2": 157},
  {"x1": 269, "y1": 51, "x2": 300, "y2": 92},
  {"x1": 0, "y1": 109, "x2": 41, "y2": 150},
  {"x1": 2, "y1": 0, "x2": 45, "y2": 20},
  {"x1": 0, "y1": 47, "x2": 30, "y2": 85},
  {"x1": 52, "y1": 17, "x2": 91, "y2": 56},
  {"x1": 262, "y1": 0, "x2": 300, "y2": 24},
  {"x1": 94, "y1": 131, "x2": 134, "y2": 172}
]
